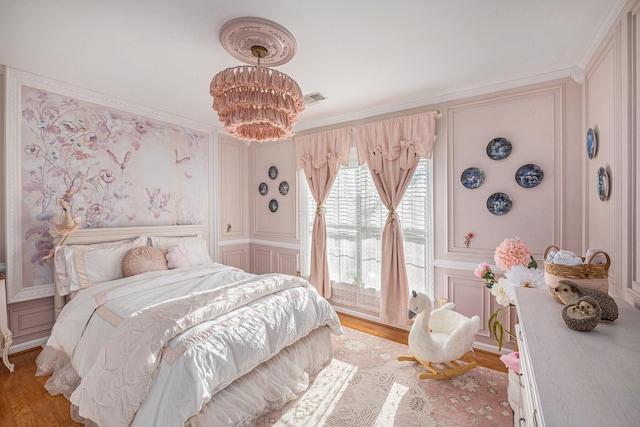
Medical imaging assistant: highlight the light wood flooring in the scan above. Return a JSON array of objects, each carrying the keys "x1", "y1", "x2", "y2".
[{"x1": 0, "y1": 312, "x2": 505, "y2": 426}]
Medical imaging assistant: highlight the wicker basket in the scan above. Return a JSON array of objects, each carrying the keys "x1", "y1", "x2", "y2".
[{"x1": 543, "y1": 245, "x2": 610, "y2": 303}]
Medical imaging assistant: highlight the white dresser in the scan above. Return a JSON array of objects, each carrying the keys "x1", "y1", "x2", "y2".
[
  {"x1": 0, "y1": 273, "x2": 14, "y2": 372},
  {"x1": 513, "y1": 287, "x2": 640, "y2": 426}
]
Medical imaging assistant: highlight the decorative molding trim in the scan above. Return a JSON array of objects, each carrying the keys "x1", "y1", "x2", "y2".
[
  {"x1": 444, "y1": 85, "x2": 563, "y2": 257},
  {"x1": 570, "y1": 65, "x2": 585, "y2": 84},
  {"x1": 296, "y1": 68, "x2": 572, "y2": 132},
  {"x1": 218, "y1": 238, "x2": 251, "y2": 246},
  {"x1": 250, "y1": 239, "x2": 300, "y2": 251},
  {"x1": 62, "y1": 224, "x2": 207, "y2": 245},
  {"x1": 8, "y1": 336, "x2": 48, "y2": 354},
  {"x1": 577, "y1": 0, "x2": 628, "y2": 70},
  {"x1": 219, "y1": 17, "x2": 297, "y2": 67}
]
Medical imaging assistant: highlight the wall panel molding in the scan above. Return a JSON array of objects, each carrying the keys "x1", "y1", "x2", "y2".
[{"x1": 444, "y1": 85, "x2": 564, "y2": 262}]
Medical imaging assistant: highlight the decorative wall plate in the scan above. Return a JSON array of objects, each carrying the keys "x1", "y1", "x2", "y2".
[
  {"x1": 258, "y1": 182, "x2": 268, "y2": 195},
  {"x1": 268, "y1": 166, "x2": 278, "y2": 180},
  {"x1": 486, "y1": 192, "x2": 513, "y2": 215},
  {"x1": 279, "y1": 181, "x2": 289, "y2": 195},
  {"x1": 597, "y1": 167, "x2": 609, "y2": 201},
  {"x1": 515, "y1": 164, "x2": 544, "y2": 188},
  {"x1": 460, "y1": 167, "x2": 485, "y2": 189},
  {"x1": 269, "y1": 199, "x2": 279, "y2": 212},
  {"x1": 586, "y1": 128, "x2": 597, "y2": 159},
  {"x1": 486, "y1": 137, "x2": 512, "y2": 160}
]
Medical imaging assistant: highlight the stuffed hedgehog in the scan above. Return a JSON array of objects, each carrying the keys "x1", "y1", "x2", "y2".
[
  {"x1": 554, "y1": 280, "x2": 618, "y2": 321},
  {"x1": 562, "y1": 296, "x2": 601, "y2": 331}
]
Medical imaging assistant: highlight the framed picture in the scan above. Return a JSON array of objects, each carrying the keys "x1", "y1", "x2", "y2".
[{"x1": 4, "y1": 68, "x2": 217, "y2": 303}]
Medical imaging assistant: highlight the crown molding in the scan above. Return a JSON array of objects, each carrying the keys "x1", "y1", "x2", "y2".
[
  {"x1": 577, "y1": 0, "x2": 627, "y2": 69},
  {"x1": 296, "y1": 68, "x2": 572, "y2": 132}
]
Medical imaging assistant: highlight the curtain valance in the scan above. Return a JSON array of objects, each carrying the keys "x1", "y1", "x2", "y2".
[
  {"x1": 295, "y1": 128, "x2": 352, "y2": 176},
  {"x1": 355, "y1": 111, "x2": 437, "y2": 172}
]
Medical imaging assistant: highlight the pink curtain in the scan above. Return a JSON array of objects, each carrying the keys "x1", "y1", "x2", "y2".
[
  {"x1": 356, "y1": 112, "x2": 437, "y2": 325},
  {"x1": 296, "y1": 128, "x2": 351, "y2": 298}
]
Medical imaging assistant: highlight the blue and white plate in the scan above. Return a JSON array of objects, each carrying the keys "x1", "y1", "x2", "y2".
[
  {"x1": 486, "y1": 192, "x2": 512, "y2": 215},
  {"x1": 460, "y1": 167, "x2": 485, "y2": 189},
  {"x1": 487, "y1": 137, "x2": 512, "y2": 160},
  {"x1": 597, "y1": 167, "x2": 609, "y2": 201},
  {"x1": 269, "y1": 199, "x2": 279, "y2": 212},
  {"x1": 515, "y1": 164, "x2": 544, "y2": 188},
  {"x1": 268, "y1": 166, "x2": 278, "y2": 180},
  {"x1": 586, "y1": 128, "x2": 597, "y2": 159},
  {"x1": 258, "y1": 182, "x2": 268, "y2": 195},
  {"x1": 279, "y1": 181, "x2": 289, "y2": 195}
]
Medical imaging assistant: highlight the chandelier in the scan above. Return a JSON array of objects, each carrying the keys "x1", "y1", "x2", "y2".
[{"x1": 210, "y1": 17, "x2": 305, "y2": 142}]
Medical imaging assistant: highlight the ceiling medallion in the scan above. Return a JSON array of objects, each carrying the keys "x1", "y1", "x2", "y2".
[
  {"x1": 219, "y1": 17, "x2": 297, "y2": 66},
  {"x1": 210, "y1": 17, "x2": 304, "y2": 142}
]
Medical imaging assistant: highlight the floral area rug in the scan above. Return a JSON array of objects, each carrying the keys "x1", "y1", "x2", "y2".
[{"x1": 256, "y1": 327, "x2": 512, "y2": 427}]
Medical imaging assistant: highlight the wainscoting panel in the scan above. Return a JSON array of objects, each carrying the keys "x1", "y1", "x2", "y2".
[
  {"x1": 437, "y1": 266, "x2": 515, "y2": 350},
  {"x1": 219, "y1": 244, "x2": 249, "y2": 271},
  {"x1": 8, "y1": 297, "x2": 54, "y2": 347},
  {"x1": 251, "y1": 244, "x2": 300, "y2": 276},
  {"x1": 252, "y1": 247, "x2": 273, "y2": 275},
  {"x1": 277, "y1": 250, "x2": 299, "y2": 277}
]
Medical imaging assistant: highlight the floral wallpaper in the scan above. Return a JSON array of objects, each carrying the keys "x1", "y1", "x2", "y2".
[{"x1": 19, "y1": 86, "x2": 210, "y2": 288}]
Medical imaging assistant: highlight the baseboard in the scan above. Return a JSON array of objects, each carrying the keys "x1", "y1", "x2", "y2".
[
  {"x1": 472, "y1": 340, "x2": 514, "y2": 355},
  {"x1": 9, "y1": 336, "x2": 48, "y2": 354}
]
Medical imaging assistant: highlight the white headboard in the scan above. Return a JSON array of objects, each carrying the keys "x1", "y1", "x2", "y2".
[
  {"x1": 53, "y1": 224, "x2": 207, "y2": 317},
  {"x1": 59, "y1": 224, "x2": 207, "y2": 246}
]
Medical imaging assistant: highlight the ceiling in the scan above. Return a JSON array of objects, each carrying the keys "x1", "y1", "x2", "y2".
[{"x1": 0, "y1": 0, "x2": 625, "y2": 137}]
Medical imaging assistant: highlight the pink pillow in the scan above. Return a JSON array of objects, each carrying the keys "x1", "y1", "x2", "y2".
[
  {"x1": 166, "y1": 244, "x2": 199, "y2": 269},
  {"x1": 122, "y1": 246, "x2": 169, "y2": 277}
]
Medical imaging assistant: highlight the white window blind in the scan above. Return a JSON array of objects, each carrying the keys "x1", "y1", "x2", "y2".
[{"x1": 300, "y1": 144, "x2": 433, "y2": 317}]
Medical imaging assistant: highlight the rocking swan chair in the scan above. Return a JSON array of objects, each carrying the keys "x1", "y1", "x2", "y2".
[{"x1": 398, "y1": 291, "x2": 481, "y2": 380}]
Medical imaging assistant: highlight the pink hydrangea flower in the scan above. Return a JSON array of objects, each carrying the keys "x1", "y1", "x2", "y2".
[{"x1": 494, "y1": 237, "x2": 531, "y2": 271}]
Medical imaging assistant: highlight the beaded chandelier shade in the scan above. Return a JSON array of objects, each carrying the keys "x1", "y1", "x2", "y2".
[{"x1": 210, "y1": 18, "x2": 305, "y2": 142}]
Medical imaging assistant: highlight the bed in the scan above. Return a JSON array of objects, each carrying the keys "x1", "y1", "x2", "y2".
[{"x1": 35, "y1": 225, "x2": 342, "y2": 426}]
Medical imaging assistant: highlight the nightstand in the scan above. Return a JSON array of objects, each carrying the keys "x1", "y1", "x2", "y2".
[{"x1": 0, "y1": 273, "x2": 14, "y2": 372}]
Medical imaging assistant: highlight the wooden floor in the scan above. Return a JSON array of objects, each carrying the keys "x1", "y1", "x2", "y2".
[{"x1": 0, "y1": 313, "x2": 505, "y2": 426}]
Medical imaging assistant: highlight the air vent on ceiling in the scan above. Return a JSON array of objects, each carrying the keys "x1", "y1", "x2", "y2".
[{"x1": 304, "y1": 92, "x2": 327, "y2": 106}]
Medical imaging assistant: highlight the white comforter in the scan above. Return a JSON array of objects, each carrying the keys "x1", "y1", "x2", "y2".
[{"x1": 41, "y1": 263, "x2": 341, "y2": 427}]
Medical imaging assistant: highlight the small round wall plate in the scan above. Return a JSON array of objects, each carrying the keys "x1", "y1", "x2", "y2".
[
  {"x1": 487, "y1": 192, "x2": 513, "y2": 215},
  {"x1": 269, "y1": 199, "x2": 279, "y2": 212},
  {"x1": 268, "y1": 166, "x2": 278, "y2": 180},
  {"x1": 460, "y1": 167, "x2": 485, "y2": 189},
  {"x1": 258, "y1": 182, "x2": 268, "y2": 195},
  {"x1": 515, "y1": 164, "x2": 544, "y2": 188},
  {"x1": 279, "y1": 181, "x2": 289, "y2": 195},
  {"x1": 586, "y1": 128, "x2": 597, "y2": 159},
  {"x1": 597, "y1": 167, "x2": 609, "y2": 201},
  {"x1": 487, "y1": 137, "x2": 512, "y2": 160}
]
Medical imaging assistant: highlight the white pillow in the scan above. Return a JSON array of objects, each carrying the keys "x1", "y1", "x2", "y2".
[
  {"x1": 149, "y1": 235, "x2": 211, "y2": 265},
  {"x1": 166, "y1": 244, "x2": 199, "y2": 269},
  {"x1": 53, "y1": 236, "x2": 147, "y2": 294}
]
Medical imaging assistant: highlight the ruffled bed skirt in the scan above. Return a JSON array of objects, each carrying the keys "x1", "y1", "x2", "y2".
[{"x1": 36, "y1": 326, "x2": 335, "y2": 426}]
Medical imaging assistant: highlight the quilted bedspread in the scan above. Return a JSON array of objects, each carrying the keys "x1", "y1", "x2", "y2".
[{"x1": 43, "y1": 263, "x2": 341, "y2": 426}]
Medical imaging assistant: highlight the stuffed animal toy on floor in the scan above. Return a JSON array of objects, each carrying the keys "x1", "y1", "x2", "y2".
[{"x1": 398, "y1": 291, "x2": 481, "y2": 380}]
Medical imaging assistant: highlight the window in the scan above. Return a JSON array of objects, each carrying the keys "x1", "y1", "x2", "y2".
[{"x1": 300, "y1": 145, "x2": 433, "y2": 317}]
